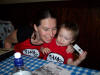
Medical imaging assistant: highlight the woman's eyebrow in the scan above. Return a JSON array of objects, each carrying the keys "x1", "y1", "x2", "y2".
[
  {"x1": 43, "y1": 27, "x2": 49, "y2": 29},
  {"x1": 42, "y1": 26, "x2": 56, "y2": 29}
]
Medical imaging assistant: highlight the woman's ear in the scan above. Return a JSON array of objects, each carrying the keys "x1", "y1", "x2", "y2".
[{"x1": 34, "y1": 24, "x2": 38, "y2": 31}]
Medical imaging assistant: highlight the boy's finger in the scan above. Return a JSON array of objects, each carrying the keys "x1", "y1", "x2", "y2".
[{"x1": 46, "y1": 49, "x2": 51, "y2": 54}]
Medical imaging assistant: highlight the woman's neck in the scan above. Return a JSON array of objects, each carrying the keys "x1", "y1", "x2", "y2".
[{"x1": 31, "y1": 38, "x2": 43, "y2": 45}]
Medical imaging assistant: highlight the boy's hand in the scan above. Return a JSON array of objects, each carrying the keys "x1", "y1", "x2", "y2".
[
  {"x1": 66, "y1": 45, "x2": 74, "y2": 53},
  {"x1": 79, "y1": 51, "x2": 87, "y2": 61},
  {"x1": 41, "y1": 47, "x2": 51, "y2": 54}
]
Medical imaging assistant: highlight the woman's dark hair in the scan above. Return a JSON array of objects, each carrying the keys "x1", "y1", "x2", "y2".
[{"x1": 34, "y1": 8, "x2": 57, "y2": 26}]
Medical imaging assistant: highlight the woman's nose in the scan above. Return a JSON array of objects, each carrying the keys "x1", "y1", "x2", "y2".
[{"x1": 49, "y1": 30, "x2": 53, "y2": 37}]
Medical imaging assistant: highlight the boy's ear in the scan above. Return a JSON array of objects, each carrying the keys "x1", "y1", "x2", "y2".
[
  {"x1": 71, "y1": 40, "x2": 75, "y2": 44},
  {"x1": 34, "y1": 24, "x2": 38, "y2": 31}
]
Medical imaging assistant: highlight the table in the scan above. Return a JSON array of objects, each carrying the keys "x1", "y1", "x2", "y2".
[
  {"x1": 0, "y1": 48, "x2": 13, "y2": 56},
  {"x1": 0, "y1": 55, "x2": 100, "y2": 75},
  {"x1": 0, "y1": 48, "x2": 14, "y2": 61}
]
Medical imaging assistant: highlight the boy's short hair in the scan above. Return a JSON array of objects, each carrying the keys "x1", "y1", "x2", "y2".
[{"x1": 59, "y1": 22, "x2": 79, "y2": 40}]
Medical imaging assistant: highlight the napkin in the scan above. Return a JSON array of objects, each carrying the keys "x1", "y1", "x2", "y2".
[{"x1": 32, "y1": 62, "x2": 71, "y2": 75}]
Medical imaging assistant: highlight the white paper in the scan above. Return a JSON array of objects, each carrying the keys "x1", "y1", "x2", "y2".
[
  {"x1": 13, "y1": 71, "x2": 32, "y2": 75},
  {"x1": 73, "y1": 44, "x2": 83, "y2": 54}
]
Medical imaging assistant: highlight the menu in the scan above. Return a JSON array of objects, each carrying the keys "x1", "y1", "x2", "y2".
[{"x1": 32, "y1": 62, "x2": 71, "y2": 75}]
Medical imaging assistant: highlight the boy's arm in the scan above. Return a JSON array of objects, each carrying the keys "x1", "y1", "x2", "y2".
[
  {"x1": 4, "y1": 30, "x2": 18, "y2": 48},
  {"x1": 66, "y1": 45, "x2": 74, "y2": 53},
  {"x1": 40, "y1": 47, "x2": 51, "y2": 54},
  {"x1": 67, "y1": 51, "x2": 87, "y2": 66},
  {"x1": 67, "y1": 58, "x2": 82, "y2": 66},
  {"x1": 40, "y1": 41, "x2": 52, "y2": 54}
]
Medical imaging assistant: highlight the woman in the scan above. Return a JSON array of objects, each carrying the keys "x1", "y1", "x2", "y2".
[
  {"x1": 4, "y1": 8, "x2": 73, "y2": 54},
  {"x1": 4, "y1": 8, "x2": 56, "y2": 48}
]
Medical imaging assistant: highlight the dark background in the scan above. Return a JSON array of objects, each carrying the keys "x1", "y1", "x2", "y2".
[{"x1": 0, "y1": 1, "x2": 100, "y2": 70}]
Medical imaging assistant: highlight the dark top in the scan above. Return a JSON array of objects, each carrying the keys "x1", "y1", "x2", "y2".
[{"x1": 17, "y1": 26, "x2": 34, "y2": 43}]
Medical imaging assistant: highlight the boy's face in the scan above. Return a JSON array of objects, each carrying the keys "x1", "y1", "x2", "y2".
[{"x1": 56, "y1": 27, "x2": 74, "y2": 46}]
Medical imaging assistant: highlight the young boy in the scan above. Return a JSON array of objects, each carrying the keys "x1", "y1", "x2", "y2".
[{"x1": 41, "y1": 23, "x2": 87, "y2": 66}]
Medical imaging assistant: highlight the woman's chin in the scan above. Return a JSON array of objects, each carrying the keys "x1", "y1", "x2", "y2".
[{"x1": 44, "y1": 40, "x2": 51, "y2": 43}]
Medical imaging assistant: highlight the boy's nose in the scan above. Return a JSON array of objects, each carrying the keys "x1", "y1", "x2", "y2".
[{"x1": 60, "y1": 38, "x2": 64, "y2": 42}]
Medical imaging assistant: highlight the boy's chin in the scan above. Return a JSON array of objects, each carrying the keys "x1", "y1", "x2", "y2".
[{"x1": 56, "y1": 43, "x2": 62, "y2": 46}]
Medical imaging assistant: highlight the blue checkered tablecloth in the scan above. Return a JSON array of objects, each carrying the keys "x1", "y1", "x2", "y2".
[{"x1": 0, "y1": 55, "x2": 100, "y2": 75}]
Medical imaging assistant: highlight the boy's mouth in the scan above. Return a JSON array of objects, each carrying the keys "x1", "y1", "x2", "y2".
[{"x1": 56, "y1": 41, "x2": 63, "y2": 46}]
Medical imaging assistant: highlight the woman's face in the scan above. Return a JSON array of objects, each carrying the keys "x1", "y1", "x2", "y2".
[{"x1": 35, "y1": 18, "x2": 57, "y2": 43}]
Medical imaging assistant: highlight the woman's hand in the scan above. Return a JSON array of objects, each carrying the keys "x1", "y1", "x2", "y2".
[{"x1": 66, "y1": 45, "x2": 74, "y2": 53}]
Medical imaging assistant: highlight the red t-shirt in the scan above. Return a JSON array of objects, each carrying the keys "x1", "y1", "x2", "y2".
[
  {"x1": 42, "y1": 38, "x2": 73, "y2": 64},
  {"x1": 14, "y1": 38, "x2": 43, "y2": 58}
]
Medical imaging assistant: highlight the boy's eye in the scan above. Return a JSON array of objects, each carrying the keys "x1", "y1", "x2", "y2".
[
  {"x1": 53, "y1": 28, "x2": 57, "y2": 30},
  {"x1": 65, "y1": 38, "x2": 69, "y2": 40},
  {"x1": 58, "y1": 34, "x2": 62, "y2": 37},
  {"x1": 65, "y1": 37, "x2": 72, "y2": 40}
]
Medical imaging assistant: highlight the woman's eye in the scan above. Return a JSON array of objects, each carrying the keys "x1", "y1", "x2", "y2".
[{"x1": 44, "y1": 29, "x2": 48, "y2": 31}]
